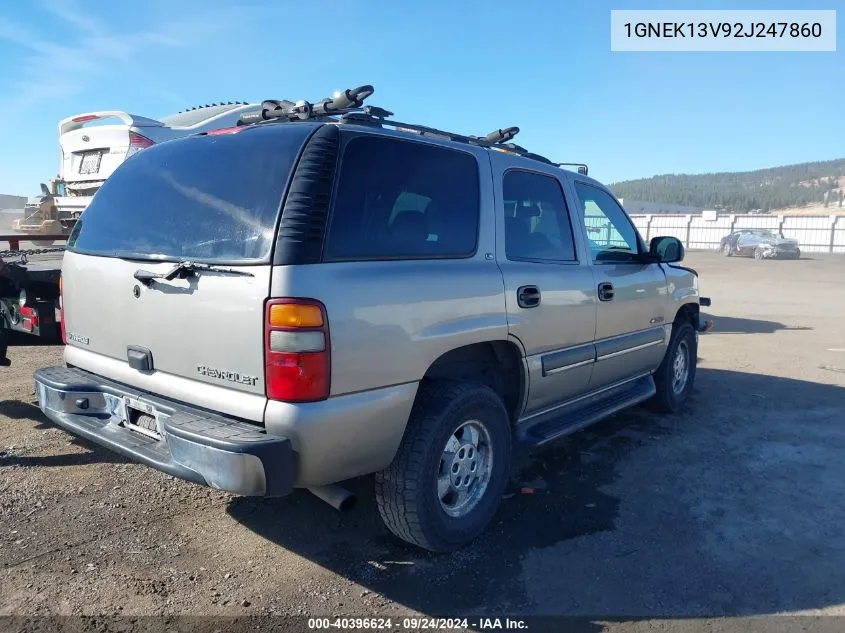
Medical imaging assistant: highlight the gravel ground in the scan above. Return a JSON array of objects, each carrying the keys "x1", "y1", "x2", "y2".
[{"x1": 1, "y1": 250, "x2": 844, "y2": 632}]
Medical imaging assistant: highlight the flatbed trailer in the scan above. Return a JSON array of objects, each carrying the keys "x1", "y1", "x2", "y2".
[{"x1": 0, "y1": 234, "x2": 67, "y2": 366}]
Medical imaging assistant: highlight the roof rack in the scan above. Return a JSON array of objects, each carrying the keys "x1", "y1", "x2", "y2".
[
  {"x1": 554, "y1": 163, "x2": 589, "y2": 175},
  {"x1": 237, "y1": 86, "x2": 375, "y2": 125},
  {"x1": 237, "y1": 84, "x2": 562, "y2": 165}
]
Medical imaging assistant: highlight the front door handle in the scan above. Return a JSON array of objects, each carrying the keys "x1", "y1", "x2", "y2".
[
  {"x1": 598, "y1": 282, "x2": 614, "y2": 302},
  {"x1": 517, "y1": 285, "x2": 541, "y2": 308}
]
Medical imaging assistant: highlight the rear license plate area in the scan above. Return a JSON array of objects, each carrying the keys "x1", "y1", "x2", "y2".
[
  {"x1": 122, "y1": 397, "x2": 161, "y2": 441},
  {"x1": 78, "y1": 151, "x2": 103, "y2": 175}
]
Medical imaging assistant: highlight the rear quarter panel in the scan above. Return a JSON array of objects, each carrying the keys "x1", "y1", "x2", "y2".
[{"x1": 270, "y1": 258, "x2": 508, "y2": 396}]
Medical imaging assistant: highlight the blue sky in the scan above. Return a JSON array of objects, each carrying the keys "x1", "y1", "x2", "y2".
[{"x1": 0, "y1": 0, "x2": 841, "y2": 195}]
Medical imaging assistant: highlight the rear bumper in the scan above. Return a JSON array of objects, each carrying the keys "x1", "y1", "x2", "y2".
[{"x1": 34, "y1": 365, "x2": 296, "y2": 497}]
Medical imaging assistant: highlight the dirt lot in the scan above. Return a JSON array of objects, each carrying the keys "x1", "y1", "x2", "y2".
[{"x1": 2, "y1": 251, "x2": 845, "y2": 630}]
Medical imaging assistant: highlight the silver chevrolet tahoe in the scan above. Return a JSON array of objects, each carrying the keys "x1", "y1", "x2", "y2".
[{"x1": 35, "y1": 86, "x2": 707, "y2": 552}]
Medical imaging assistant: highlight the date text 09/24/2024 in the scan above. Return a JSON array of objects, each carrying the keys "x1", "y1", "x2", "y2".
[{"x1": 307, "y1": 617, "x2": 528, "y2": 630}]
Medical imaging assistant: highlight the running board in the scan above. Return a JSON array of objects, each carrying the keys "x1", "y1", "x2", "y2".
[{"x1": 516, "y1": 375, "x2": 656, "y2": 447}]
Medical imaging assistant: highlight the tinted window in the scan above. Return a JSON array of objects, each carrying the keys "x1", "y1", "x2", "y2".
[
  {"x1": 67, "y1": 124, "x2": 315, "y2": 262},
  {"x1": 575, "y1": 182, "x2": 641, "y2": 262},
  {"x1": 503, "y1": 170, "x2": 576, "y2": 262},
  {"x1": 324, "y1": 135, "x2": 479, "y2": 260}
]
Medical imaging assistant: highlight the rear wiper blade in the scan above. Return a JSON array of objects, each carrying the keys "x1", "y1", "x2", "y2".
[{"x1": 133, "y1": 260, "x2": 255, "y2": 285}]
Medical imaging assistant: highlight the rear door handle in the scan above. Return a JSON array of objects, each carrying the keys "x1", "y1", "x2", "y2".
[
  {"x1": 598, "y1": 282, "x2": 614, "y2": 302},
  {"x1": 517, "y1": 285, "x2": 541, "y2": 308}
]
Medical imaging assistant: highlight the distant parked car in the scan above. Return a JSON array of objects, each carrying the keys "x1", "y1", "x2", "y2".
[{"x1": 719, "y1": 229, "x2": 800, "y2": 260}]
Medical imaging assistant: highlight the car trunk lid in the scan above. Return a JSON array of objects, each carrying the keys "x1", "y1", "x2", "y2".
[{"x1": 58, "y1": 112, "x2": 162, "y2": 188}]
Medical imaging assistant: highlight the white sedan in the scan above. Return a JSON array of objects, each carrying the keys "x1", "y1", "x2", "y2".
[{"x1": 54, "y1": 102, "x2": 260, "y2": 215}]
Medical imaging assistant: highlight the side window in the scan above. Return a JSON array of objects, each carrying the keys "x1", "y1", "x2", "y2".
[
  {"x1": 324, "y1": 135, "x2": 479, "y2": 261},
  {"x1": 502, "y1": 170, "x2": 577, "y2": 262},
  {"x1": 574, "y1": 182, "x2": 641, "y2": 262}
]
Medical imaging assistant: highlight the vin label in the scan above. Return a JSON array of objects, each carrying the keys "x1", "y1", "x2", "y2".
[{"x1": 611, "y1": 10, "x2": 836, "y2": 52}]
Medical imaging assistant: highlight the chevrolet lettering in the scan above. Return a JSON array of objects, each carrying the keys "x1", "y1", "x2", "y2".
[
  {"x1": 196, "y1": 365, "x2": 259, "y2": 386},
  {"x1": 66, "y1": 332, "x2": 89, "y2": 345}
]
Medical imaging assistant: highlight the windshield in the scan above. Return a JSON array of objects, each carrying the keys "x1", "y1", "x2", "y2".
[{"x1": 66, "y1": 123, "x2": 316, "y2": 263}]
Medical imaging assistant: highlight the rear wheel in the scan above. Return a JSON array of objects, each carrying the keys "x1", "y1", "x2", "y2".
[
  {"x1": 793, "y1": 249, "x2": 801, "y2": 260},
  {"x1": 754, "y1": 247, "x2": 765, "y2": 260},
  {"x1": 649, "y1": 320, "x2": 697, "y2": 413},
  {"x1": 375, "y1": 380, "x2": 512, "y2": 552},
  {"x1": 721, "y1": 242, "x2": 733, "y2": 257}
]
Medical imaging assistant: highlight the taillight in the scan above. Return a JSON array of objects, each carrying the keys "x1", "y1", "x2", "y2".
[
  {"x1": 58, "y1": 275, "x2": 67, "y2": 344},
  {"x1": 20, "y1": 306, "x2": 38, "y2": 332},
  {"x1": 129, "y1": 131, "x2": 155, "y2": 149},
  {"x1": 264, "y1": 299, "x2": 330, "y2": 402}
]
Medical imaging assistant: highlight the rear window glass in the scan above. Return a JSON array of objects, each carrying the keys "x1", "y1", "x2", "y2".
[
  {"x1": 67, "y1": 124, "x2": 316, "y2": 263},
  {"x1": 324, "y1": 135, "x2": 479, "y2": 261}
]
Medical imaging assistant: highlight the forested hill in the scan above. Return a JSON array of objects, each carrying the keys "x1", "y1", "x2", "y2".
[{"x1": 609, "y1": 159, "x2": 845, "y2": 212}]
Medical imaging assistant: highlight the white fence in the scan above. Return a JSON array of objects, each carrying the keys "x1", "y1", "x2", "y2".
[{"x1": 628, "y1": 214, "x2": 845, "y2": 254}]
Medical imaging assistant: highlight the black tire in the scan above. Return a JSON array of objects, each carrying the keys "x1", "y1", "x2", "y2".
[
  {"x1": 753, "y1": 247, "x2": 764, "y2": 260},
  {"x1": 721, "y1": 242, "x2": 733, "y2": 257},
  {"x1": 648, "y1": 320, "x2": 697, "y2": 413},
  {"x1": 794, "y1": 249, "x2": 801, "y2": 260},
  {"x1": 375, "y1": 380, "x2": 512, "y2": 553}
]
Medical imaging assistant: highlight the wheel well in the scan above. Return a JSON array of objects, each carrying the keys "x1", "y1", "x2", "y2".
[
  {"x1": 674, "y1": 302, "x2": 700, "y2": 329},
  {"x1": 421, "y1": 341, "x2": 525, "y2": 423}
]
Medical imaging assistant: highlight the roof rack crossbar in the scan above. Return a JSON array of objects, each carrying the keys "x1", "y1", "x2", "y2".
[
  {"x1": 554, "y1": 162, "x2": 589, "y2": 175},
  {"x1": 336, "y1": 113, "x2": 553, "y2": 163},
  {"x1": 484, "y1": 127, "x2": 519, "y2": 144}
]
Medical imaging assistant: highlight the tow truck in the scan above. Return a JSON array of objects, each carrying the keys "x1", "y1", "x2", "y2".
[{"x1": 0, "y1": 234, "x2": 66, "y2": 366}]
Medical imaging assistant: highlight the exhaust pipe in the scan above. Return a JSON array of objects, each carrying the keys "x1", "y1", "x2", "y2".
[{"x1": 308, "y1": 484, "x2": 356, "y2": 512}]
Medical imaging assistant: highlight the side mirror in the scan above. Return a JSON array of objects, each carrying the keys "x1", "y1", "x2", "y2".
[{"x1": 649, "y1": 236, "x2": 684, "y2": 263}]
